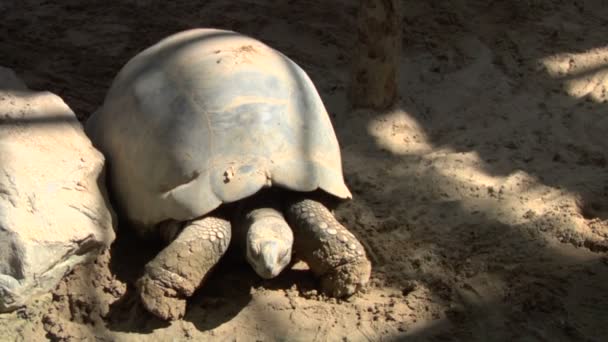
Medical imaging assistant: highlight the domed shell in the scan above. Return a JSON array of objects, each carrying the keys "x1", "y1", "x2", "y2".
[{"x1": 86, "y1": 28, "x2": 351, "y2": 228}]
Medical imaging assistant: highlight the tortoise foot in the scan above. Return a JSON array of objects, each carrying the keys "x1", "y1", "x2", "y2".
[
  {"x1": 137, "y1": 273, "x2": 187, "y2": 321},
  {"x1": 285, "y1": 198, "x2": 372, "y2": 298},
  {"x1": 136, "y1": 216, "x2": 231, "y2": 320},
  {"x1": 320, "y1": 258, "x2": 372, "y2": 298}
]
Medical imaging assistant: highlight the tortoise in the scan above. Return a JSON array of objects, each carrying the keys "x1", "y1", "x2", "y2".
[{"x1": 86, "y1": 28, "x2": 371, "y2": 320}]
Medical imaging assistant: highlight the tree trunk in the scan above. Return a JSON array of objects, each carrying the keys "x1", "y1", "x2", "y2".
[{"x1": 349, "y1": 0, "x2": 402, "y2": 110}]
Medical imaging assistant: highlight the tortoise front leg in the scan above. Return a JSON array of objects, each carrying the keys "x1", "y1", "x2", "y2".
[
  {"x1": 137, "y1": 216, "x2": 231, "y2": 320},
  {"x1": 285, "y1": 198, "x2": 371, "y2": 297}
]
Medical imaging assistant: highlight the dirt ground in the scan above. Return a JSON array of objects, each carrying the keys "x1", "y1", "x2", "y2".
[{"x1": 1, "y1": 0, "x2": 608, "y2": 341}]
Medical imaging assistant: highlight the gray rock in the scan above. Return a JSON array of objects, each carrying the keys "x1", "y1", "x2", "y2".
[{"x1": 0, "y1": 67, "x2": 115, "y2": 312}]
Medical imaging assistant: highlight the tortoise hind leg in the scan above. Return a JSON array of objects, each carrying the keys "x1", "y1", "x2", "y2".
[
  {"x1": 285, "y1": 198, "x2": 371, "y2": 297},
  {"x1": 137, "y1": 216, "x2": 231, "y2": 320}
]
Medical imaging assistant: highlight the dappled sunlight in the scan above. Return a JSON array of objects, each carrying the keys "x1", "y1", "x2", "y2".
[
  {"x1": 366, "y1": 108, "x2": 432, "y2": 155},
  {"x1": 363, "y1": 107, "x2": 593, "y2": 238},
  {"x1": 346, "y1": 89, "x2": 608, "y2": 337},
  {"x1": 541, "y1": 47, "x2": 608, "y2": 102},
  {"x1": 434, "y1": 157, "x2": 559, "y2": 226},
  {"x1": 3, "y1": 0, "x2": 608, "y2": 340}
]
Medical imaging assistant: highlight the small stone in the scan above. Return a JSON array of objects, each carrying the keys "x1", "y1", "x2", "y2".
[
  {"x1": 319, "y1": 222, "x2": 328, "y2": 229},
  {"x1": 339, "y1": 235, "x2": 348, "y2": 242},
  {"x1": 357, "y1": 250, "x2": 363, "y2": 255},
  {"x1": 216, "y1": 231, "x2": 224, "y2": 239},
  {"x1": 201, "y1": 235, "x2": 209, "y2": 240},
  {"x1": 210, "y1": 236, "x2": 216, "y2": 242},
  {"x1": 348, "y1": 243, "x2": 357, "y2": 250},
  {"x1": 327, "y1": 228, "x2": 337, "y2": 235}
]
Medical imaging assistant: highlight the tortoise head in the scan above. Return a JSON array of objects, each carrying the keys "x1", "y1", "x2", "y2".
[{"x1": 245, "y1": 208, "x2": 294, "y2": 279}]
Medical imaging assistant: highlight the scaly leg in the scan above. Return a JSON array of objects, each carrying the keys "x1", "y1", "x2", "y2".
[
  {"x1": 137, "y1": 216, "x2": 231, "y2": 320},
  {"x1": 285, "y1": 198, "x2": 371, "y2": 297}
]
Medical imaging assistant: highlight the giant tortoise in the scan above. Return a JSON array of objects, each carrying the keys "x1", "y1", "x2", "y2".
[{"x1": 86, "y1": 28, "x2": 371, "y2": 320}]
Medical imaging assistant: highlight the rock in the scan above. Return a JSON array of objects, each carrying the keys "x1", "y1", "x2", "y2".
[{"x1": 0, "y1": 67, "x2": 115, "y2": 312}]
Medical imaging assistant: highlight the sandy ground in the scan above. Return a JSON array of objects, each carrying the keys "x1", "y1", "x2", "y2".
[{"x1": 1, "y1": 0, "x2": 608, "y2": 341}]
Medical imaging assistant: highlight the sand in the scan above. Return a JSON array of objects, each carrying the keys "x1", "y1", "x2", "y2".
[{"x1": 1, "y1": 0, "x2": 607, "y2": 340}]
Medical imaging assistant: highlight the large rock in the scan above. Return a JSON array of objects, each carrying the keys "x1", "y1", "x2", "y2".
[{"x1": 0, "y1": 66, "x2": 115, "y2": 312}]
